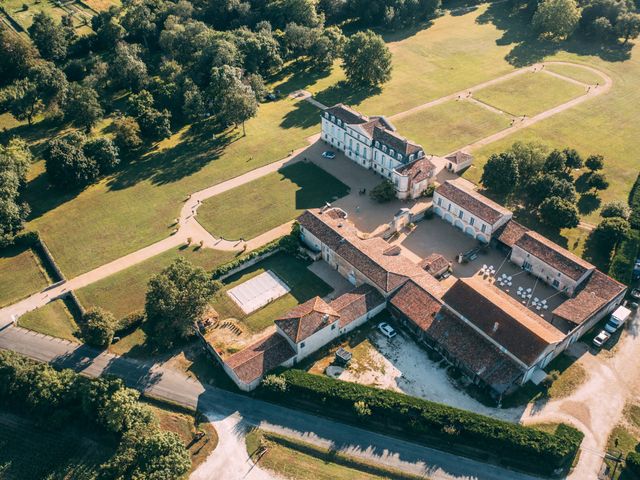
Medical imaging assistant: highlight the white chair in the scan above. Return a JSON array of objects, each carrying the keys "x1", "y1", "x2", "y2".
[
  {"x1": 517, "y1": 286, "x2": 523, "y2": 292},
  {"x1": 543, "y1": 304, "x2": 549, "y2": 310},
  {"x1": 483, "y1": 264, "x2": 487, "y2": 271},
  {"x1": 526, "y1": 288, "x2": 532, "y2": 293},
  {"x1": 508, "y1": 282, "x2": 512, "y2": 286},
  {"x1": 541, "y1": 299, "x2": 547, "y2": 305},
  {"x1": 536, "y1": 305, "x2": 541, "y2": 311},
  {"x1": 527, "y1": 294, "x2": 532, "y2": 298},
  {"x1": 534, "y1": 297, "x2": 539, "y2": 303},
  {"x1": 507, "y1": 276, "x2": 513, "y2": 282}
]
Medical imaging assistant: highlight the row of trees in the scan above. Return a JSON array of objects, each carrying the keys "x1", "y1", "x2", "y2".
[
  {"x1": 0, "y1": 139, "x2": 31, "y2": 247},
  {"x1": 480, "y1": 142, "x2": 610, "y2": 230},
  {"x1": 0, "y1": 350, "x2": 191, "y2": 479},
  {"x1": 530, "y1": 0, "x2": 640, "y2": 43}
]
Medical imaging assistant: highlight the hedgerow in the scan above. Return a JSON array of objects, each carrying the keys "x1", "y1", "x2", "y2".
[
  {"x1": 629, "y1": 174, "x2": 640, "y2": 230},
  {"x1": 260, "y1": 369, "x2": 583, "y2": 475},
  {"x1": 609, "y1": 229, "x2": 640, "y2": 285}
]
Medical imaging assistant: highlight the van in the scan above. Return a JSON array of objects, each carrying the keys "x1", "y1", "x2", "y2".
[{"x1": 604, "y1": 306, "x2": 632, "y2": 333}]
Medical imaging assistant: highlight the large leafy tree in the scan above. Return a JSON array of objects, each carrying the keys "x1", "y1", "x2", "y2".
[
  {"x1": 0, "y1": 30, "x2": 37, "y2": 85},
  {"x1": 507, "y1": 141, "x2": 548, "y2": 186},
  {"x1": 44, "y1": 132, "x2": 99, "y2": 190},
  {"x1": 533, "y1": 0, "x2": 581, "y2": 40},
  {"x1": 591, "y1": 217, "x2": 630, "y2": 254},
  {"x1": 526, "y1": 173, "x2": 577, "y2": 207},
  {"x1": 110, "y1": 42, "x2": 149, "y2": 90},
  {"x1": 342, "y1": 30, "x2": 392, "y2": 87},
  {"x1": 207, "y1": 66, "x2": 258, "y2": 133},
  {"x1": 64, "y1": 84, "x2": 104, "y2": 131},
  {"x1": 585, "y1": 154, "x2": 605, "y2": 171},
  {"x1": 480, "y1": 152, "x2": 520, "y2": 196},
  {"x1": 28, "y1": 12, "x2": 69, "y2": 62},
  {"x1": 83, "y1": 136, "x2": 120, "y2": 174},
  {"x1": 0, "y1": 139, "x2": 31, "y2": 247},
  {"x1": 600, "y1": 201, "x2": 631, "y2": 220},
  {"x1": 82, "y1": 307, "x2": 116, "y2": 348},
  {"x1": 538, "y1": 196, "x2": 580, "y2": 229},
  {"x1": 0, "y1": 79, "x2": 44, "y2": 125},
  {"x1": 145, "y1": 258, "x2": 220, "y2": 348}
]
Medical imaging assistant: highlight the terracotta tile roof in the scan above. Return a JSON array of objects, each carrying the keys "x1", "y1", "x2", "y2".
[
  {"x1": 442, "y1": 277, "x2": 564, "y2": 365},
  {"x1": 396, "y1": 157, "x2": 436, "y2": 183},
  {"x1": 225, "y1": 332, "x2": 295, "y2": 385},
  {"x1": 324, "y1": 103, "x2": 368, "y2": 125},
  {"x1": 373, "y1": 126, "x2": 422, "y2": 156},
  {"x1": 552, "y1": 270, "x2": 626, "y2": 326},
  {"x1": 494, "y1": 220, "x2": 529, "y2": 247},
  {"x1": 389, "y1": 280, "x2": 443, "y2": 331},
  {"x1": 330, "y1": 284, "x2": 385, "y2": 329},
  {"x1": 425, "y1": 309, "x2": 524, "y2": 394},
  {"x1": 515, "y1": 231, "x2": 594, "y2": 281},
  {"x1": 435, "y1": 180, "x2": 511, "y2": 225},
  {"x1": 275, "y1": 297, "x2": 339, "y2": 343},
  {"x1": 445, "y1": 151, "x2": 474, "y2": 165},
  {"x1": 298, "y1": 209, "x2": 445, "y2": 296},
  {"x1": 419, "y1": 253, "x2": 450, "y2": 276}
]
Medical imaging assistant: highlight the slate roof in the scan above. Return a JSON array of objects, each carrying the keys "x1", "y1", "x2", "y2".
[
  {"x1": 515, "y1": 231, "x2": 594, "y2": 281},
  {"x1": 396, "y1": 157, "x2": 436, "y2": 183},
  {"x1": 442, "y1": 277, "x2": 564, "y2": 365},
  {"x1": 435, "y1": 180, "x2": 511, "y2": 225},
  {"x1": 494, "y1": 220, "x2": 529, "y2": 247},
  {"x1": 389, "y1": 280, "x2": 443, "y2": 331},
  {"x1": 552, "y1": 270, "x2": 626, "y2": 326},
  {"x1": 298, "y1": 209, "x2": 445, "y2": 296},
  {"x1": 324, "y1": 104, "x2": 368, "y2": 125},
  {"x1": 419, "y1": 253, "x2": 450, "y2": 276},
  {"x1": 275, "y1": 297, "x2": 339, "y2": 344},
  {"x1": 225, "y1": 332, "x2": 296, "y2": 385},
  {"x1": 425, "y1": 309, "x2": 524, "y2": 394},
  {"x1": 330, "y1": 284, "x2": 385, "y2": 329}
]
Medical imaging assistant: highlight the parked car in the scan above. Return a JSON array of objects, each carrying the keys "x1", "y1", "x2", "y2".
[
  {"x1": 378, "y1": 322, "x2": 397, "y2": 339},
  {"x1": 593, "y1": 330, "x2": 611, "y2": 348},
  {"x1": 604, "y1": 305, "x2": 632, "y2": 333},
  {"x1": 628, "y1": 301, "x2": 639, "y2": 310},
  {"x1": 630, "y1": 289, "x2": 640, "y2": 301},
  {"x1": 321, "y1": 150, "x2": 336, "y2": 159}
]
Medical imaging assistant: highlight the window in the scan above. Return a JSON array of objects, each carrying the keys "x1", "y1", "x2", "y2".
[
  {"x1": 552, "y1": 279, "x2": 560, "y2": 288},
  {"x1": 523, "y1": 261, "x2": 532, "y2": 271},
  {"x1": 447, "y1": 203, "x2": 451, "y2": 212},
  {"x1": 331, "y1": 115, "x2": 335, "y2": 122},
  {"x1": 437, "y1": 198, "x2": 442, "y2": 206},
  {"x1": 458, "y1": 210, "x2": 463, "y2": 219},
  {"x1": 470, "y1": 217, "x2": 475, "y2": 226},
  {"x1": 375, "y1": 141, "x2": 380, "y2": 148},
  {"x1": 331, "y1": 324, "x2": 336, "y2": 330},
  {"x1": 324, "y1": 112, "x2": 329, "y2": 118},
  {"x1": 338, "y1": 119, "x2": 342, "y2": 126},
  {"x1": 363, "y1": 148, "x2": 367, "y2": 158},
  {"x1": 397, "y1": 154, "x2": 402, "y2": 161},
  {"x1": 390, "y1": 149, "x2": 395, "y2": 156},
  {"x1": 409, "y1": 154, "x2": 414, "y2": 161},
  {"x1": 382, "y1": 145, "x2": 387, "y2": 152},
  {"x1": 418, "y1": 151, "x2": 424, "y2": 158},
  {"x1": 300, "y1": 342, "x2": 306, "y2": 348},
  {"x1": 481, "y1": 224, "x2": 486, "y2": 233}
]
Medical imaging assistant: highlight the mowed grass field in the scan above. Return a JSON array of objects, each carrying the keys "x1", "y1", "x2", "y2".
[
  {"x1": 197, "y1": 162, "x2": 349, "y2": 240},
  {"x1": 213, "y1": 253, "x2": 332, "y2": 333},
  {"x1": 2, "y1": 0, "x2": 94, "y2": 33},
  {"x1": 76, "y1": 246, "x2": 237, "y2": 319},
  {"x1": 393, "y1": 100, "x2": 511, "y2": 156},
  {"x1": 0, "y1": 245, "x2": 49, "y2": 307},
  {"x1": 0, "y1": 410, "x2": 112, "y2": 480},
  {"x1": 544, "y1": 64, "x2": 603, "y2": 85},
  {"x1": 473, "y1": 71, "x2": 586, "y2": 116},
  {"x1": 17, "y1": 298, "x2": 80, "y2": 341}
]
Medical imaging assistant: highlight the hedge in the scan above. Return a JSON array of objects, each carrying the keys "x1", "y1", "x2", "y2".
[
  {"x1": 609, "y1": 229, "x2": 640, "y2": 285},
  {"x1": 116, "y1": 310, "x2": 145, "y2": 336},
  {"x1": 627, "y1": 451, "x2": 640, "y2": 477},
  {"x1": 630, "y1": 174, "x2": 640, "y2": 230},
  {"x1": 259, "y1": 370, "x2": 583, "y2": 476}
]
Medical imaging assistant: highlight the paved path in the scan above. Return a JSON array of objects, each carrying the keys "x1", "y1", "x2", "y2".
[{"x1": 0, "y1": 325, "x2": 544, "y2": 480}]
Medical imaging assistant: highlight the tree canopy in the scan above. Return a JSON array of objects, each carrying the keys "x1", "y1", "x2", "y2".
[
  {"x1": 481, "y1": 152, "x2": 520, "y2": 196},
  {"x1": 342, "y1": 31, "x2": 392, "y2": 87}
]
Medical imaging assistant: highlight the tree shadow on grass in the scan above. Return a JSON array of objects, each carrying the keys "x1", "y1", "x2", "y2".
[
  {"x1": 280, "y1": 100, "x2": 323, "y2": 130},
  {"x1": 578, "y1": 192, "x2": 601, "y2": 215},
  {"x1": 476, "y1": 1, "x2": 632, "y2": 67},
  {"x1": 277, "y1": 161, "x2": 350, "y2": 209},
  {"x1": 582, "y1": 231, "x2": 613, "y2": 271},
  {"x1": 269, "y1": 60, "x2": 335, "y2": 97},
  {"x1": 314, "y1": 81, "x2": 382, "y2": 111}
]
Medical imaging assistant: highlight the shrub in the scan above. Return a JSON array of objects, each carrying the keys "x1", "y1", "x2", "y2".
[
  {"x1": 627, "y1": 451, "x2": 640, "y2": 476},
  {"x1": 369, "y1": 180, "x2": 396, "y2": 203},
  {"x1": 116, "y1": 310, "x2": 146, "y2": 336},
  {"x1": 262, "y1": 374, "x2": 287, "y2": 393},
  {"x1": 353, "y1": 400, "x2": 371, "y2": 417},
  {"x1": 259, "y1": 369, "x2": 583, "y2": 475},
  {"x1": 212, "y1": 234, "x2": 295, "y2": 278},
  {"x1": 82, "y1": 307, "x2": 116, "y2": 348},
  {"x1": 629, "y1": 174, "x2": 640, "y2": 230}
]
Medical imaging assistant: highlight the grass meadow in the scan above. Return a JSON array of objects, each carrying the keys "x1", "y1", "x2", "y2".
[{"x1": 0, "y1": 244, "x2": 49, "y2": 307}]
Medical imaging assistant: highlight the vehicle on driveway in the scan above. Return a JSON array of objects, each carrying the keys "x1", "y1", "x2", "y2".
[
  {"x1": 321, "y1": 150, "x2": 336, "y2": 159},
  {"x1": 593, "y1": 330, "x2": 611, "y2": 348},
  {"x1": 630, "y1": 289, "x2": 640, "y2": 301},
  {"x1": 378, "y1": 322, "x2": 397, "y2": 339},
  {"x1": 605, "y1": 305, "x2": 632, "y2": 333},
  {"x1": 628, "y1": 301, "x2": 639, "y2": 310}
]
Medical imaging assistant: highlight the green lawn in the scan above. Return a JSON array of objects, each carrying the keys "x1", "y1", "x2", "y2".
[
  {"x1": 0, "y1": 410, "x2": 113, "y2": 480},
  {"x1": 544, "y1": 64, "x2": 604, "y2": 85},
  {"x1": 76, "y1": 246, "x2": 237, "y2": 319},
  {"x1": 214, "y1": 252, "x2": 332, "y2": 333},
  {"x1": 0, "y1": 245, "x2": 49, "y2": 307},
  {"x1": 3, "y1": 0, "x2": 94, "y2": 33},
  {"x1": 393, "y1": 100, "x2": 511, "y2": 156},
  {"x1": 473, "y1": 72, "x2": 585, "y2": 117},
  {"x1": 197, "y1": 162, "x2": 349, "y2": 241},
  {"x1": 246, "y1": 429, "x2": 425, "y2": 480},
  {"x1": 17, "y1": 299, "x2": 80, "y2": 342}
]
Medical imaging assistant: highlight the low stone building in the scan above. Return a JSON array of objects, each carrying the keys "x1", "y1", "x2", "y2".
[{"x1": 444, "y1": 151, "x2": 474, "y2": 173}]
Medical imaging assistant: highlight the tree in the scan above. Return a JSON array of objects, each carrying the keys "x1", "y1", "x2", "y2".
[
  {"x1": 113, "y1": 116, "x2": 143, "y2": 151},
  {"x1": 28, "y1": 12, "x2": 69, "y2": 62},
  {"x1": 585, "y1": 154, "x2": 604, "y2": 171},
  {"x1": 538, "y1": 196, "x2": 580, "y2": 229},
  {"x1": 616, "y1": 13, "x2": 640, "y2": 44},
  {"x1": 181, "y1": 79, "x2": 206, "y2": 121},
  {"x1": 600, "y1": 201, "x2": 631, "y2": 219},
  {"x1": 64, "y1": 84, "x2": 104, "y2": 131},
  {"x1": 221, "y1": 86, "x2": 258, "y2": 135},
  {"x1": 139, "y1": 108, "x2": 172, "y2": 140},
  {"x1": 145, "y1": 258, "x2": 220, "y2": 349},
  {"x1": 207, "y1": 66, "x2": 258, "y2": 133},
  {"x1": 526, "y1": 173, "x2": 577, "y2": 207},
  {"x1": 342, "y1": 31, "x2": 392, "y2": 87},
  {"x1": 543, "y1": 149, "x2": 567, "y2": 175},
  {"x1": 508, "y1": 141, "x2": 548, "y2": 186},
  {"x1": 481, "y1": 152, "x2": 520, "y2": 196},
  {"x1": 563, "y1": 148, "x2": 583, "y2": 170},
  {"x1": 83, "y1": 136, "x2": 120, "y2": 174},
  {"x1": 266, "y1": 0, "x2": 321, "y2": 29},
  {"x1": 28, "y1": 61, "x2": 69, "y2": 113},
  {"x1": 533, "y1": 0, "x2": 581, "y2": 40},
  {"x1": 44, "y1": 132, "x2": 99, "y2": 190},
  {"x1": 0, "y1": 79, "x2": 44, "y2": 125},
  {"x1": 82, "y1": 307, "x2": 116, "y2": 348},
  {"x1": 310, "y1": 26, "x2": 345, "y2": 69},
  {"x1": 370, "y1": 180, "x2": 396, "y2": 202},
  {"x1": 588, "y1": 172, "x2": 609, "y2": 191},
  {"x1": 0, "y1": 29, "x2": 37, "y2": 84},
  {"x1": 0, "y1": 138, "x2": 31, "y2": 246},
  {"x1": 591, "y1": 217, "x2": 631, "y2": 255},
  {"x1": 110, "y1": 42, "x2": 149, "y2": 90}
]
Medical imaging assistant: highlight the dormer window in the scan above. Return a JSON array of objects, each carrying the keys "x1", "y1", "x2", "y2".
[
  {"x1": 390, "y1": 149, "x2": 395, "y2": 156},
  {"x1": 418, "y1": 151, "x2": 424, "y2": 158},
  {"x1": 331, "y1": 115, "x2": 335, "y2": 122},
  {"x1": 324, "y1": 112, "x2": 329, "y2": 118},
  {"x1": 397, "y1": 153, "x2": 402, "y2": 161},
  {"x1": 375, "y1": 141, "x2": 380, "y2": 148},
  {"x1": 382, "y1": 145, "x2": 387, "y2": 152},
  {"x1": 409, "y1": 154, "x2": 414, "y2": 161},
  {"x1": 338, "y1": 119, "x2": 342, "y2": 126}
]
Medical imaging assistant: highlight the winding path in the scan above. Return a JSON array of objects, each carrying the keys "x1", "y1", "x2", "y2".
[{"x1": 0, "y1": 61, "x2": 616, "y2": 480}]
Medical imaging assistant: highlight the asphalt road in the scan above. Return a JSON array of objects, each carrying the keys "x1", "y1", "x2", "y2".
[{"x1": 0, "y1": 325, "x2": 543, "y2": 480}]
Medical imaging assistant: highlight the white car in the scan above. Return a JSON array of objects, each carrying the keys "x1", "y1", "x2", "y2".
[
  {"x1": 378, "y1": 322, "x2": 397, "y2": 339},
  {"x1": 321, "y1": 150, "x2": 336, "y2": 159},
  {"x1": 593, "y1": 330, "x2": 611, "y2": 348}
]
